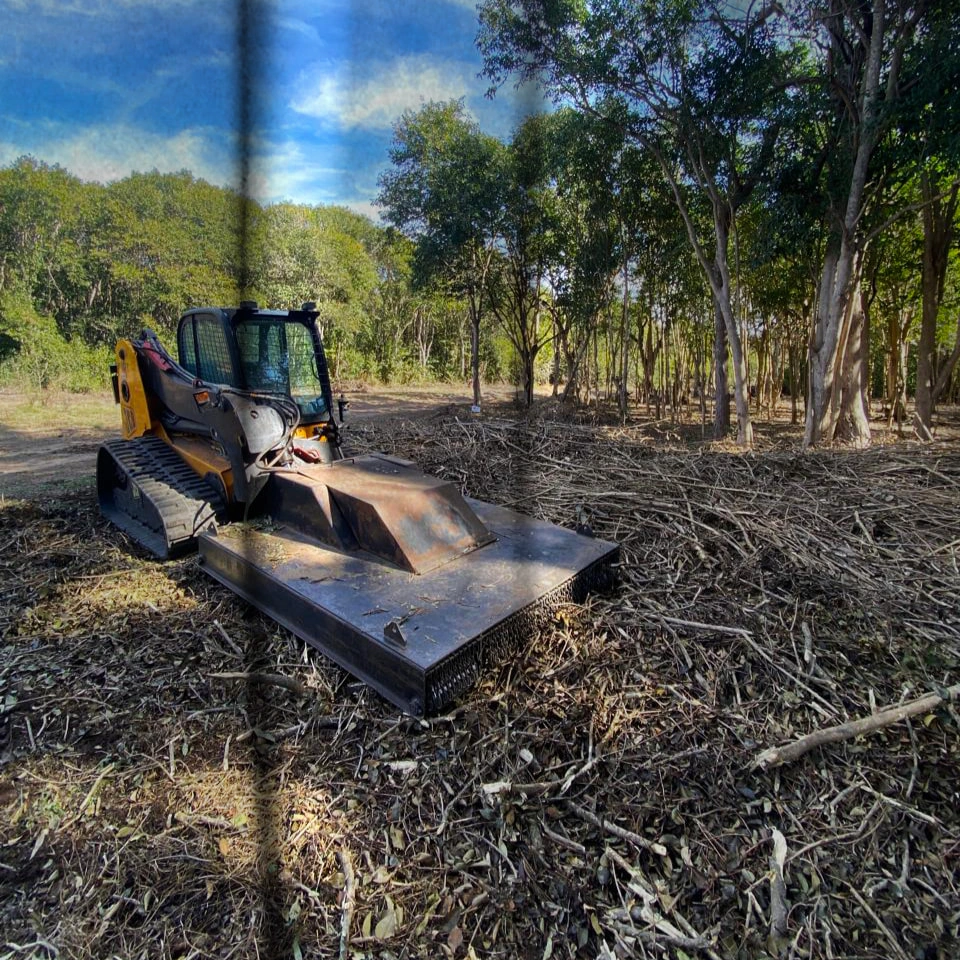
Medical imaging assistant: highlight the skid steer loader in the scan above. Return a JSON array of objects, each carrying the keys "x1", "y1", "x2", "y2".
[{"x1": 97, "y1": 302, "x2": 618, "y2": 714}]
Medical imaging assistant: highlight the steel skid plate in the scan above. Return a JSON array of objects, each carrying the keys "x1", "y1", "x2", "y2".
[{"x1": 198, "y1": 500, "x2": 618, "y2": 715}]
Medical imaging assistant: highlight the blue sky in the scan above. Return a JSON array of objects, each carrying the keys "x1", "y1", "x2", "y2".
[{"x1": 0, "y1": 0, "x2": 544, "y2": 219}]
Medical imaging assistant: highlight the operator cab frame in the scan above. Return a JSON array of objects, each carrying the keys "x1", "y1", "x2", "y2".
[{"x1": 176, "y1": 301, "x2": 336, "y2": 429}]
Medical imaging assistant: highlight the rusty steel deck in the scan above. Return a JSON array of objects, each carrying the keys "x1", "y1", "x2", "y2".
[{"x1": 198, "y1": 499, "x2": 618, "y2": 715}]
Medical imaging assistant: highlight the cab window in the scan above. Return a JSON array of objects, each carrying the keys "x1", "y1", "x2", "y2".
[
  {"x1": 178, "y1": 318, "x2": 197, "y2": 374},
  {"x1": 194, "y1": 315, "x2": 235, "y2": 385}
]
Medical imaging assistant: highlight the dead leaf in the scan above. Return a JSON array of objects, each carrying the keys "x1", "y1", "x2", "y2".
[{"x1": 375, "y1": 902, "x2": 397, "y2": 939}]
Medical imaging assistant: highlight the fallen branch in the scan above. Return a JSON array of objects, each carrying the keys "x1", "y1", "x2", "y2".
[
  {"x1": 208, "y1": 671, "x2": 307, "y2": 697},
  {"x1": 768, "y1": 829, "x2": 788, "y2": 949},
  {"x1": 338, "y1": 848, "x2": 356, "y2": 960},
  {"x1": 62, "y1": 762, "x2": 116, "y2": 828},
  {"x1": 565, "y1": 799, "x2": 668, "y2": 857},
  {"x1": 479, "y1": 754, "x2": 602, "y2": 799},
  {"x1": 604, "y1": 847, "x2": 722, "y2": 960},
  {"x1": 753, "y1": 683, "x2": 960, "y2": 769}
]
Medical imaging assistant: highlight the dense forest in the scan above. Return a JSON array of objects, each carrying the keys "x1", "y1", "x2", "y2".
[
  {"x1": 0, "y1": 161, "x2": 501, "y2": 393},
  {"x1": 1, "y1": 0, "x2": 959, "y2": 448}
]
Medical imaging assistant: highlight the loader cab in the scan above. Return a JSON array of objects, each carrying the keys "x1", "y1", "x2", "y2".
[{"x1": 176, "y1": 302, "x2": 336, "y2": 426}]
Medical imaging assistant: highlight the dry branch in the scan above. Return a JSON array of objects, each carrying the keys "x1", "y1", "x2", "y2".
[
  {"x1": 338, "y1": 848, "x2": 356, "y2": 960},
  {"x1": 753, "y1": 683, "x2": 960, "y2": 768},
  {"x1": 208, "y1": 671, "x2": 307, "y2": 697},
  {"x1": 565, "y1": 800, "x2": 668, "y2": 857}
]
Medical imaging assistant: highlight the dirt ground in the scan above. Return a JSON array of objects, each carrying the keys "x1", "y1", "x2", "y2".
[
  {"x1": 0, "y1": 384, "x2": 526, "y2": 498},
  {"x1": 2, "y1": 388, "x2": 959, "y2": 960}
]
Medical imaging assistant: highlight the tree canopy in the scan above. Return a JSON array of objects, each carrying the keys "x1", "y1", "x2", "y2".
[{"x1": 3, "y1": 1, "x2": 959, "y2": 445}]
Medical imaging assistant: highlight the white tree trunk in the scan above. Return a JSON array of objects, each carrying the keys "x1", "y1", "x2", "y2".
[
  {"x1": 835, "y1": 280, "x2": 872, "y2": 446},
  {"x1": 712, "y1": 212, "x2": 753, "y2": 445},
  {"x1": 805, "y1": 0, "x2": 887, "y2": 447}
]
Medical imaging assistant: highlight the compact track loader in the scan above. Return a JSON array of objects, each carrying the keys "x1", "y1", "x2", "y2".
[{"x1": 97, "y1": 303, "x2": 618, "y2": 714}]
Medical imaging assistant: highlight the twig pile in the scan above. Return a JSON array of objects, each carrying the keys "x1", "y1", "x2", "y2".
[{"x1": 1, "y1": 414, "x2": 958, "y2": 959}]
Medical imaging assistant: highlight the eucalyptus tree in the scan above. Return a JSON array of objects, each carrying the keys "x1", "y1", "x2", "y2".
[
  {"x1": 96, "y1": 171, "x2": 247, "y2": 343},
  {"x1": 484, "y1": 113, "x2": 563, "y2": 406},
  {"x1": 867, "y1": 215, "x2": 922, "y2": 424},
  {"x1": 248, "y1": 203, "x2": 379, "y2": 342},
  {"x1": 893, "y1": 2, "x2": 960, "y2": 434},
  {"x1": 536, "y1": 108, "x2": 622, "y2": 403},
  {"x1": 478, "y1": 0, "x2": 800, "y2": 444},
  {"x1": 0, "y1": 159, "x2": 107, "y2": 339},
  {"x1": 796, "y1": 0, "x2": 939, "y2": 446},
  {"x1": 353, "y1": 231, "x2": 415, "y2": 380},
  {"x1": 377, "y1": 101, "x2": 507, "y2": 408}
]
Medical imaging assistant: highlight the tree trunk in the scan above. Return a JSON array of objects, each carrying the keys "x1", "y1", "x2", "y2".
[
  {"x1": 711, "y1": 209, "x2": 752, "y2": 445},
  {"x1": 788, "y1": 339, "x2": 799, "y2": 425},
  {"x1": 885, "y1": 312, "x2": 910, "y2": 426},
  {"x1": 713, "y1": 300, "x2": 730, "y2": 439},
  {"x1": 835, "y1": 280, "x2": 872, "y2": 447},
  {"x1": 805, "y1": 0, "x2": 888, "y2": 447},
  {"x1": 933, "y1": 314, "x2": 960, "y2": 402},
  {"x1": 551, "y1": 313, "x2": 560, "y2": 398},
  {"x1": 561, "y1": 321, "x2": 591, "y2": 403},
  {"x1": 619, "y1": 248, "x2": 630, "y2": 423},
  {"x1": 469, "y1": 290, "x2": 481, "y2": 409},
  {"x1": 915, "y1": 176, "x2": 958, "y2": 438}
]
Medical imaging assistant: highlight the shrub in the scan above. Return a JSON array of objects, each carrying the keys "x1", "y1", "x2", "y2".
[{"x1": 0, "y1": 289, "x2": 111, "y2": 392}]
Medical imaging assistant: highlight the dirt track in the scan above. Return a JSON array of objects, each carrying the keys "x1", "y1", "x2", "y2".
[{"x1": 0, "y1": 385, "x2": 523, "y2": 498}]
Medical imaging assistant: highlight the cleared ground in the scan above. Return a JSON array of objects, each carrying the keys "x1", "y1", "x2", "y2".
[
  {"x1": 0, "y1": 385, "x2": 523, "y2": 498},
  {"x1": 1, "y1": 391, "x2": 958, "y2": 959}
]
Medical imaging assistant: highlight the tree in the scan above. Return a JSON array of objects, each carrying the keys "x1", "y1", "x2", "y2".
[
  {"x1": 801, "y1": 0, "x2": 931, "y2": 447},
  {"x1": 377, "y1": 101, "x2": 507, "y2": 408},
  {"x1": 895, "y1": 2, "x2": 960, "y2": 434},
  {"x1": 533, "y1": 109, "x2": 622, "y2": 405},
  {"x1": 478, "y1": 0, "x2": 799, "y2": 444}
]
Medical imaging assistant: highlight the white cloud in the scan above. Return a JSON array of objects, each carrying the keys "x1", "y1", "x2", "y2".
[
  {"x1": 1, "y1": 0, "x2": 207, "y2": 13},
  {"x1": 246, "y1": 138, "x2": 382, "y2": 219},
  {"x1": 291, "y1": 54, "x2": 474, "y2": 130},
  {"x1": 276, "y1": 16, "x2": 321, "y2": 42},
  {"x1": 0, "y1": 118, "x2": 383, "y2": 214},
  {"x1": 246, "y1": 139, "x2": 345, "y2": 205},
  {"x1": 339, "y1": 198, "x2": 380, "y2": 222},
  {"x1": 0, "y1": 121, "x2": 235, "y2": 187}
]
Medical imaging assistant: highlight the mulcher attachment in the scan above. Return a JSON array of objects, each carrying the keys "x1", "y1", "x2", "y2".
[
  {"x1": 97, "y1": 437, "x2": 224, "y2": 559},
  {"x1": 199, "y1": 484, "x2": 618, "y2": 715}
]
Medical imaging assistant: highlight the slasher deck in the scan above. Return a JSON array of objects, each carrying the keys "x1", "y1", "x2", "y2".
[{"x1": 198, "y1": 499, "x2": 618, "y2": 714}]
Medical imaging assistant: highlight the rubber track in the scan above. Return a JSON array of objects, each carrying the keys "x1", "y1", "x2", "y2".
[{"x1": 99, "y1": 436, "x2": 225, "y2": 558}]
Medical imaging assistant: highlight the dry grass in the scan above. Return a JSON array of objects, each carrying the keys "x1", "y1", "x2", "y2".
[{"x1": 2, "y1": 409, "x2": 959, "y2": 959}]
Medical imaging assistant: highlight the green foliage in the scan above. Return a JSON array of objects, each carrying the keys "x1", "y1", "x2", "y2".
[
  {"x1": 0, "y1": 287, "x2": 111, "y2": 391},
  {"x1": 377, "y1": 100, "x2": 508, "y2": 289},
  {"x1": 0, "y1": 156, "x2": 484, "y2": 391}
]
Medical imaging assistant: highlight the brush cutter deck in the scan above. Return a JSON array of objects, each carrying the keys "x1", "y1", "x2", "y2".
[{"x1": 199, "y1": 497, "x2": 617, "y2": 715}]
